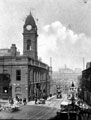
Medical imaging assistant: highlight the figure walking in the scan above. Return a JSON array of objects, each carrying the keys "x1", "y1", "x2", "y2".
[
  {"x1": 35, "y1": 96, "x2": 37, "y2": 104},
  {"x1": 9, "y1": 97, "x2": 14, "y2": 105},
  {"x1": 23, "y1": 97, "x2": 27, "y2": 105}
]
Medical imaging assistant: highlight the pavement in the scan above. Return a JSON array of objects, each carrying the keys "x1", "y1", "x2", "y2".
[
  {"x1": 0, "y1": 95, "x2": 56, "y2": 106},
  {"x1": 27, "y1": 95, "x2": 56, "y2": 105},
  {"x1": 0, "y1": 99, "x2": 8, "y2": 105},
  {"x1": 0, "y1": 99, "x2": 8, "y2": 102}
]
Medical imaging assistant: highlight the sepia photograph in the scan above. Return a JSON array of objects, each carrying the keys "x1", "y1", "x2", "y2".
[{"x1": 0, "y1": 0, "x2": 91, "y2": 119}]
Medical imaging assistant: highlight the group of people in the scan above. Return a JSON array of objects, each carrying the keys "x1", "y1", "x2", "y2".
[
  {"x1": 34, "y1": 92, "x2": 47, "y2": 104},
  {"x1": 9, "y1": 96, "x2": 27, "y2": 105}
]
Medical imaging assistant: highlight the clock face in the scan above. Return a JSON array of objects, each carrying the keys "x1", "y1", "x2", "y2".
[{"x1": 26, "y1": 25, "x2": 32, "y2": 30}]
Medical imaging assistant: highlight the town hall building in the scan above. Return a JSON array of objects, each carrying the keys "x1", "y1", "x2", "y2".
[{"x1": 0, "y1": 13, "x2": 50, "y2": 101}]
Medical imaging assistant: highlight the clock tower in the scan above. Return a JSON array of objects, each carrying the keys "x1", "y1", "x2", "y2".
[{"x1": 23, "y1": 13, "x2": 38, "y2": 60}]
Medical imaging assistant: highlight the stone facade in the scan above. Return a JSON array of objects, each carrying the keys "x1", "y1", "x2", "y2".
[
  {"x1": 0, "y1": 13, "x2": 50, "y2": 101},
  {"x1": 81, "y1": 67, "x2": 91, "y2": 105}
]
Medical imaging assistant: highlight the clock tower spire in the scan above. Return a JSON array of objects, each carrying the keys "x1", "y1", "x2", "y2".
[{"x1": 23, "y1": 12, "x2": 38, "y2": 60}]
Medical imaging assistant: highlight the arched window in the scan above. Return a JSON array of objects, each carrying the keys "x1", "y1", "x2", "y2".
[
  {"x1": 27, "y1": 40, "x2": 31, "y2": 50},
  {"x1": 16, "y1": 70, "x2": 21, "y2": 81},
  {"x1": 15, "y1": 86, "x2": 21, "y2": 92}
]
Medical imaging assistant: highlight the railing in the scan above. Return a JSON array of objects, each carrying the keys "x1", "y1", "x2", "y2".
[{"x1": 0, "y1": 56, "x2": 49, "y2": 69}]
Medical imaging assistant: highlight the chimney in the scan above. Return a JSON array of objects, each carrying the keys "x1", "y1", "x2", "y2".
[{"x1": 11, "y1": 44, "x2": 17, "y2": 56}]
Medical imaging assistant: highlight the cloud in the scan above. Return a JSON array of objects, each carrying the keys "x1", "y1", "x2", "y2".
[
  {"x1": 0, "y1": 0, "x2": 91, "y2": 71},
  {"x1": 38, "y1": 21, "x2": 91, "y2": 71}
]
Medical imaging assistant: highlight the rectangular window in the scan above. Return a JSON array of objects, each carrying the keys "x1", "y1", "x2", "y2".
[
  {"x1": 27, "y1": 40, "x2": 31, "y2": 50},
  {"x1": 16, "y1": 70, "x2": 21, "y2": 81}
]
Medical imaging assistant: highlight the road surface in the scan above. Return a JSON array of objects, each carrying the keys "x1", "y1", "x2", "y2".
[{"x1": 0, "y1": 94, "x2": 68, "y2": 119}]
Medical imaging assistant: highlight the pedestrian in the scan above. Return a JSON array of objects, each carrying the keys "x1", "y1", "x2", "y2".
[
  {"x1": 35, "y1": 96, "x2": 37, "y2": 104},
  {"x1": 19, "y1": 98, "x2": 22, "y2": 104},
  {"x1": 9, "y1": 97, "x2": 14, "y2": 105},
  {"x1": 23, "y1": 97, "x2": 27, "y2": 105},
  {"x1": 16, "y1": 95, "x2": 19, "y2": 103},
  {"x1": 8, "y1": 96, "x2": 11, "y2": 104}
]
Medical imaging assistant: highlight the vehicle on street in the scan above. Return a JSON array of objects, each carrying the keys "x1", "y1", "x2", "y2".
[
  {"x1": 35, "y1": 98, "x2": 45, "y2": 104},
  {"x1": 56, "y1": 85, "x2": 62, "y2": 99}
]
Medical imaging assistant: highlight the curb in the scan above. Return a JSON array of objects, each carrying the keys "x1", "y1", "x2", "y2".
[{"x1": 47, "y1": 95, "x2": 55, "y2": 101}]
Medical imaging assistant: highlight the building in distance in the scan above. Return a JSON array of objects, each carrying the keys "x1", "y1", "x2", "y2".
[{"x1": 52, "y1": 67, "x2": 82, "y2": 93}]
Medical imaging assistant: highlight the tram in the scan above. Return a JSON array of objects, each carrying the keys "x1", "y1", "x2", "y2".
[{"x1": 56, "y1": 85, "x2": 62, "y2": 99}]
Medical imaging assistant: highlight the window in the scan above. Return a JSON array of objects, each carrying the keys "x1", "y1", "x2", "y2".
[
  {"x1": 3, "y1": 87, "x2": 8, "y2": 93},
  {"x1": 16, "y1": 70, "x2": 21, "y2": 81},
  {"x1": 27, "y1": 40, "x2": 31, "y2": 50},
  {"x1": 3, "y1": 74, "x2": 10, "y2": 81},
  {"x1": 15, "y1": 86, "x2": 21, "y2": 92},
  {"x1": 0, "y1": 74, "x2": 10, "y2": 81}
]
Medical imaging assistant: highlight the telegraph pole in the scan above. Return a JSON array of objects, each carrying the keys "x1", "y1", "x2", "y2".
[
  {"x1": 83, "y1": 57, "x2": 85, "y2": 70},
  {"x1": 49, "y1": 57, "x2": 52, "y2": 96},
  {"x1": 50, "y1": 57, "x2": 52, "y2": 73}
]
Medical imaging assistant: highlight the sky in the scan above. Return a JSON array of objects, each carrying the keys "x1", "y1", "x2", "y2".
[{"x1": 0, "y1": 0, "x2": 91, "y2": 71}]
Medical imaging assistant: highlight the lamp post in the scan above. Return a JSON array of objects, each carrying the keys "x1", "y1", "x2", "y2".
[{"x1": 78, "y1": 87, "x2": 82, "y2": 99}]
